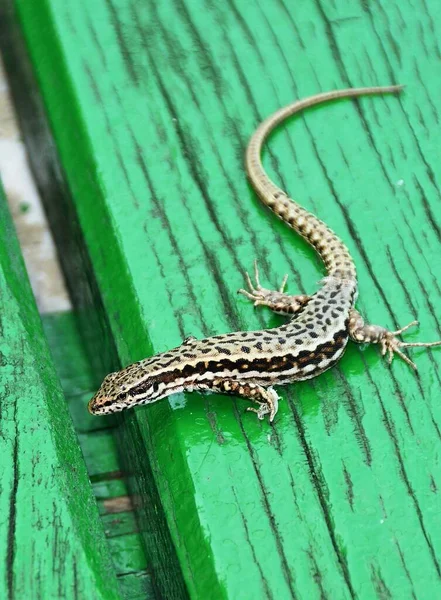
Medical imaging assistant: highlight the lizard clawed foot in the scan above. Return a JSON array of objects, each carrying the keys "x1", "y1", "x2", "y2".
[
  {"x1": 237, "y1": 260, "x2": 289, "y2": 306},
  {"x1": 379, "y1": 320, "x2": 441, "y2": 371},
  {"x1": 245, "y1": 387, "x2": 279, "y2": 422}
]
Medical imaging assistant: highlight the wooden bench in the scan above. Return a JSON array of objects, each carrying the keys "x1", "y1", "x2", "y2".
[
  {"x1": 0, "y1": 181, "x2": 122, "y2": 598},
  {"x1": 1, "y1": 1, "x2": 441, "y2": 598}
]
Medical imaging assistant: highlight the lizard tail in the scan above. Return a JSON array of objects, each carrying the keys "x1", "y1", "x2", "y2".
[{"x1": 245, "y1": 85, "x2": 404, "y2": 281}]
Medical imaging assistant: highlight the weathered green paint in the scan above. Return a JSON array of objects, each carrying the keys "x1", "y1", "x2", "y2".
[
  {"x1": 3, "y1": 0, "x2": 441, "y2": 598},
  {"x1": 42, "y1": 312, "x2": 153, "y2": 600},
  {"x1": 0, "y1": 186, "x2": 120, "y2": 597}
]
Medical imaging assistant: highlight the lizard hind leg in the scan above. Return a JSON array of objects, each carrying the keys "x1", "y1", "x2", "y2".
[
  {"x1": 238, "y1": 260, "x2": 309, "y2": 315},
  {"x1": 348, "y1": 309, "x2": 441, "y2": 370},
  {"x1": 212, "y1": 378, "x2": 280, "y2": 422}
]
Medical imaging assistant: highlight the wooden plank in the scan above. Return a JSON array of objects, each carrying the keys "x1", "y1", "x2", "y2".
[
  {"x1": 3, "y1": 0, "x2": 441, "y2": 598},
  {"x1": 0, "y1": 184, "x2": 120, "y2": 597},
  {"x1": 42, "y1": 312, "x2": 154, "y2": 599}
]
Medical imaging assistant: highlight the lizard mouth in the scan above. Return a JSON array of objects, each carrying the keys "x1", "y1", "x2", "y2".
[
  {"x1": 87, "y1": 395, "x2": 101, "y2": 415},
  {"x1": 87, "y1": 394, "x2": 115, "y2": 415},
  {"x1": 88, "y1": 388, "x2": 140, "y2": 415}
]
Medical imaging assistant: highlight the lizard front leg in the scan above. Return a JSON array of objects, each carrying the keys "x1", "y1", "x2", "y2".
[
  {"x1": 208, "y1": 378, "x2": 279, "y2": 421},
  {"x1": 348, "y1": 309, "x2": 441, "y2": 370},
  {"x1": 238, "y1": 260, "x2": 309, "y2": 315}
]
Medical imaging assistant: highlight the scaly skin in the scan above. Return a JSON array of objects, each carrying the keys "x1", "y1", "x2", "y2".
[{"x1": 89, "y1": 86, "x2": 441, "y2": 421}]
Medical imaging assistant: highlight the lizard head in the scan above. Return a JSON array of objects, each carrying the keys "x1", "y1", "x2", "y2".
[
  {"x1": 87, "y1": 359, "x2": 165, "y2": 415},
  {"x1": 88, "y1": 364, "x2": 148, "y2": 415},
  {"x1": 88, "y1": 370, "x2": 124, "y2": 415}
]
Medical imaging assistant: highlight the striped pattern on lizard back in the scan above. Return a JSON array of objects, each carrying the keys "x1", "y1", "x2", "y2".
[{"x1": 90, "y1": 277, "x2": 355, "y2": 414}]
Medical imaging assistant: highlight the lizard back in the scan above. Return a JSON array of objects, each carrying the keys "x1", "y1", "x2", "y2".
[{"x1": 89, "y1": 277, "x2": 356, "y2": 414}]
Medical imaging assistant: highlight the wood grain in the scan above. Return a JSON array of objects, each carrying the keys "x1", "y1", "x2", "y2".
[
  {"x1": 41, "y1": 311, "x2": 154, "y2": 600},
  {"x1": 3, "y1": 0, "x2": 441, "y2": 598},
  {"x1": 0, "y1": 183, "x2": 119, "y2": 598}
]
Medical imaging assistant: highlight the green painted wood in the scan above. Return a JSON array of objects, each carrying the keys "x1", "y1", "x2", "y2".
[
  {"x1": 3, "y1": 1, "x2": 441, "y2": 598},
  {"x1": 42, "y1": 312, "x2": 154, "y2": 600},
  {"x1": 0, "y1": 187, "x2": 120, "y2": 597}
]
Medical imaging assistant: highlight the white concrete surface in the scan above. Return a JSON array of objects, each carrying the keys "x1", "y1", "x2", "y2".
[{"x1": 0, "y1": 56, "x2": 71, "y2": 313}]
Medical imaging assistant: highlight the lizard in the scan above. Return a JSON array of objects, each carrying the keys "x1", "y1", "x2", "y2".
[{"x1": 88, "y1": 85, "x2": 441, "y2": 421}]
